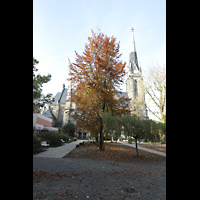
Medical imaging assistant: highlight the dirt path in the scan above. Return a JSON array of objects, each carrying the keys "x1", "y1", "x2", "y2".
[{"x1": 120, "y1": 142, "x2": 166, "y2": 157}]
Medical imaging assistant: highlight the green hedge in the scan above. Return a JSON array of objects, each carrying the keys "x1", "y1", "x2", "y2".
[
  {"x1": 61, "y1": 123, "x2": 75, "y2": 137},
  {"x1": 35, "y1": 131, "x2": 70, "y2": 147},
  {"x1": 33, "y1": 131, "x2": 77, "y2": 154},
  {"x1": 33, "y1": 136, "x2": 43, "y2": 154}
]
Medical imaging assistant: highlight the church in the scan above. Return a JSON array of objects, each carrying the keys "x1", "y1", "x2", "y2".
[{"x1": 43, "y1": 28, "x2": 148, "y2": 134}]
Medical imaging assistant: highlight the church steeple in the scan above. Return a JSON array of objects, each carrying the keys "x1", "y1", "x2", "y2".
[
  {"x1": 130, "y1": 27, "x2": 136, "y2": 53},
  {"x1": 126, "y1": 27, "x2": 148, "y2": 119},
  {"x1": 129, "y1": 27, "x2": 140, "y2": 73}
]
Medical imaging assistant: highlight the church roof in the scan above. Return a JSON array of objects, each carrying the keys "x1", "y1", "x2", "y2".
[
  {"x1": 51, "y1": 86, "x2": 128, "y2": 106},
  {"x1": 51, "y1": 87, "x2": 76, "y2": 105},
  {"x1": 43, "y1": 109, "x2": 53, "y2": 118},
  {"x1": 59, "y1": 88, "x2": 68, "y2": 104},
  {"x1": 52, "y1": 92, "x2": 61, "y2": 104}
]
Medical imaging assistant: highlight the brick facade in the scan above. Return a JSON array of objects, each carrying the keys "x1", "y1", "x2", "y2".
[{"x1": 36, "y1": 117, "x2": 52, "y2": 127}]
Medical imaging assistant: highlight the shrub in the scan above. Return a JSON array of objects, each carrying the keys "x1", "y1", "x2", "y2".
[
  {"x1": 35, "y1": 130, "x2": 75, "y2": 147},
  {"x1": 59, "y1": 134, "x2": 70, "y2": 142},
  {"x1": 33, "y1": 136, "x2": 42, "y2": 154},
  {"x1": 35, "y1": 131, "x2": 62, "y2": 147},
  {"x1": 61, "y1": 123, "x2": 75, "y2": 137},
  {"x1": 49, "y1": 133, "x2": 60, "y2": 146}
]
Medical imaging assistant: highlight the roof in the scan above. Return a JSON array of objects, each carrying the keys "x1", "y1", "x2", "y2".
[
  {"x1": 51, "y1": 87, "x2": 76, "y2": 105},
  {"x1": 59, "y1": 88, "x2": 68, "y2": 104},
  {"x1": 51, "y1": 86, "x2": 127, "y2": 107},
  {"x1": 43, "y1": 109, "x2": 52, "y2": 118},
  {"x1": 43, "y1": 109, "x2": 57, "y2": 120},
  {"x1": 52, "y1": 92, "x2": 61, "y2": 104}
]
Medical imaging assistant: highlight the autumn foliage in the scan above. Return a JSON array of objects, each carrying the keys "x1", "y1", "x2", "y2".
[{"x1": 68, "y1": 30, "x2": 131, "y2": 150}]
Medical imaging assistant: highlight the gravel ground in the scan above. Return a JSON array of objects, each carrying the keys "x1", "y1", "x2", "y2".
[{"x1": 33, "y1": 157, "x2": 166, "y2": 200}]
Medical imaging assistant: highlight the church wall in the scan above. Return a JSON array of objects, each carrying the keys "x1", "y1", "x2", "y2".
[
  {"x1": 63, "y1": 111, "x2": 69, "y2": 125},
  {"x1": 63, "y1": 109, "x2": 75, "y2": 126},
  {"x1": 127, "y1": 76, "x2": 140, "y2": 101},
  {"x1": 49, "y1": 105, "x2": 59, "y2": 118},
  {"x1": 57, "y1": 105, "x2": 65, "y2": 122},
  {"x1": 126, "y1": 72, "x2": 148, "y2": 119}
]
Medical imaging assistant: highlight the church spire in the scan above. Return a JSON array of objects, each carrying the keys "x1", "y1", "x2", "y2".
[
  {"x1": 129, "y1": 27, "x2": 139, "y2": 72},
  {"x1": 130, "y1": 27, "x2": 136, "y2": 53}
]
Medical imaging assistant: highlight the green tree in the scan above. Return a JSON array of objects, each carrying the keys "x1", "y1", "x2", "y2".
[
  {"x1": 158, "y1": 121, "x2": 166, "y2": 141},
  {"x1": 149, "y1": 120, "x2": 160, "y2": 144},
  {"x1": 61, "y1": 122, "x2": 75, "y2": 137},
  {"x1": 143, "y1": 119, "x2": 166, "y2": 143},
  {"x1": 121, "y1": 114, "x2": 145, "y2": 157},
  {"x1": 33, "y1": 57, "x2": 54, "y2": 112},
  {"x1": 150, "y1": 120, "x2": 166, "y2": 143},
  {"x1": 102, "y1": 112, "x2": 122, "y2": 142}
]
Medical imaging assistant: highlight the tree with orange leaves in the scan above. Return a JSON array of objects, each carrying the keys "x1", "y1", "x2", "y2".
[{"x1": 68, "y1": 30, "x2": 131, "y2": 150}]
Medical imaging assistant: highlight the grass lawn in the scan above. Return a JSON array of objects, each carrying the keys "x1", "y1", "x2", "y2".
[{"x1": 64, "y1": 142, "x2": 166, "y2": 162}]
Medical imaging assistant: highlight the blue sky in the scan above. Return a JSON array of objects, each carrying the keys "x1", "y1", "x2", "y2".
[{"x1": 33, "y1": 0, "x2": 166, "y2": 118}]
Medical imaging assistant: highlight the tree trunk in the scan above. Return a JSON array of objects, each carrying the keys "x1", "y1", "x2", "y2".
[
  {"x1": 99, "y1": 90, "x2": 106, "y2": 151},
  {"x1": 95, "y1": 136, "x2": 98, "y2": 143},
  {"x1": 99, "y1": 118, "x2": 103, "y2": 150},
  {"x1": 135, "y1": 137, "x2": 139, "y2": 157},
  {"x1": 111, "y1": 134, "x2": 113, "y2": 143},
  {"x1": 98, "y1": 78, "x2": 108, "y2": 150},
  {"x1": 99, "y1": 133, "x2": 103, "y2": 150}
]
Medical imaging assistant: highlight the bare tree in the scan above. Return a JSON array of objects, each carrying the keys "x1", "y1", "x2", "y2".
[{"x1": 144, "y1": 65, "x2": 166, "y2": 123}]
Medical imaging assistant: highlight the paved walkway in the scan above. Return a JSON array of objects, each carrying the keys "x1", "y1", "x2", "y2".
[
  {"x1": 33, "y1": 140, "x2": 87, "y2": 158},
  {"x1": 120, "y1": 141, "x2": 166, "y2": 157},
  {"x1": 34, "y1": 140, "x2": 166, "y2": 158}
]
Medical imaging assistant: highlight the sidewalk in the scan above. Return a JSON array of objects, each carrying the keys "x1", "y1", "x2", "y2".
[
  {"x1": 33, "y1": 140, "x2": 87, "y2": 158},
  {"x1": 120, "y1": 141, "x2": 166, "y2": 157}
]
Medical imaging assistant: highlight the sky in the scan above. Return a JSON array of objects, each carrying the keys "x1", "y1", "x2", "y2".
[{"x1": 33, "y1": 0, "x2": 166, "y2": 119}]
